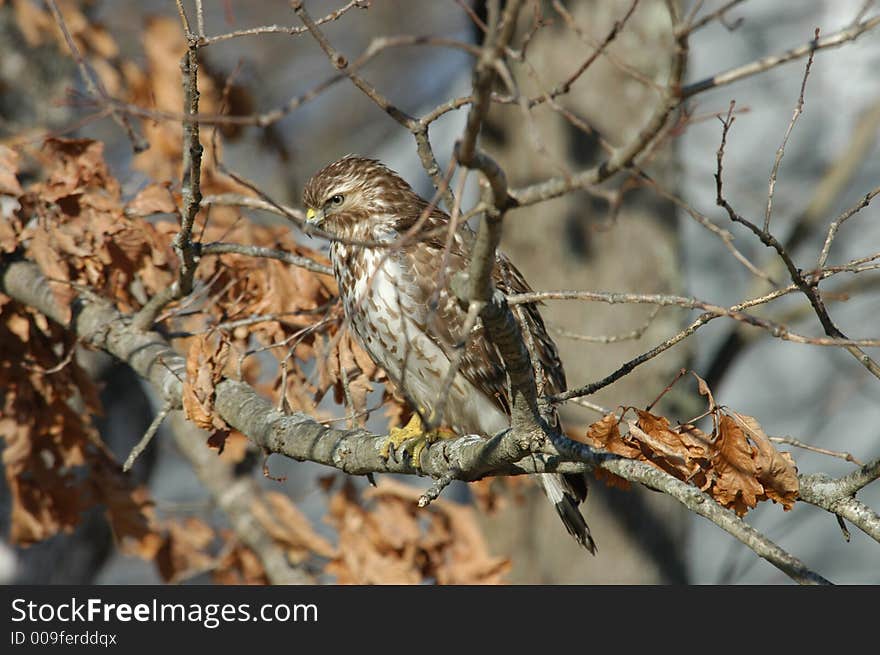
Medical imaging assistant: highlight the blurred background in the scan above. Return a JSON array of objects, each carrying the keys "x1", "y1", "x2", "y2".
[{"x1": 1, "y1": 0, "x2": 878, "y2": 584}]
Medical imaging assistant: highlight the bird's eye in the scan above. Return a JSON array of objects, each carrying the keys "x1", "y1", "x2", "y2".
[{"x1": 329, "y1": 194, "x2": 344, "y2": 206}]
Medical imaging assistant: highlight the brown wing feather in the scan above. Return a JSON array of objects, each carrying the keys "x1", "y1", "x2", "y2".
[{"x1": 397, "y1": 203, "x2": 566, "y2": 420}]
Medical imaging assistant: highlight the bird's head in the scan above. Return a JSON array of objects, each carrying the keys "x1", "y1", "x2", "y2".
[{"x1": 303, "y1": 155, "x2": 419, "y2": 241}]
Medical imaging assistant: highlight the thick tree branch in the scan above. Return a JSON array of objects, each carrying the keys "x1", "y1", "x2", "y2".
[
  {"x1": 798, "y1": 459, "x2": 880, "y2": 542},
  {"x1": 1, "y1": 257, "x2": 852, "y2": 585}
]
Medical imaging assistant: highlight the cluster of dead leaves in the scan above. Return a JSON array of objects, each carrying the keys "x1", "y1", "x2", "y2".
[
  {"x1": 151, "y1": 477, "x2": 512, "y2": 586},
  {"x1": 0, "y1": 131, "x2": 187, "y2": 559},
  {"x1": 0, "y1": 287, "x2": 245, "y2": 583},
  {"x1": 325, "y1": 478, "x2": 510, "y2": 584},
  {"x1": 577, "y1": 373, "x2": 799, "y2": 516},
  {"x1": 0, "y1": 3, "x2": 418, "y2": 584},
  {"x1": 0, "y1": 292, "x2": 180, "y2": 568},
  {"x1": 3, "y1": 138, "x2": 176, "y2": 316}
]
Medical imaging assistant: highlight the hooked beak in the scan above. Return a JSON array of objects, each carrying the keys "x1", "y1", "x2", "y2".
[
  {"x1": 305, "y1": 207, "x2": 324, "y2": 225},
  {"x1": 304, "y1": 207, "x2": 324, "y2": 238}
]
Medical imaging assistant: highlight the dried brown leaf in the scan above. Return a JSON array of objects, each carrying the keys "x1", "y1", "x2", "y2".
[
  {"x1": 630, "y1": 410, "x2": 705, "y2": 483},
  {"x1": 182, "y1": 333, "x2": 231, "y2": 434},
  {"x1": 711, "y1": 414, "x2": 764, "y2": 515},
  {"x1": 692, "y1": 371, "x2": 716, "y2": 411},
  {"x1": 252, "y1": 492, "x2": 336, "y2": 563},
  {"x1": 325, "y1": 478, "x2": 511, "y2": 585},
  {"x1": 126, "y1": 182, "x2": 177, "y2": 216},
  {"x1": 730, "y1": 412, "x2": 799, "y2": 510},
  {"x1": 90, "y1": 457, "x2": 163, "y2": 559},
  {"x1": 156, "y1": 518, "x2": 217, "y2": 583},
  {"x1": 213, "y1": 538, "x2": 268, "y2": 585},
  {"x1": 0, "y1": 145, "x2": 23, "y2": 196},
  {"x1": 324, "y1": 482, "x2": 422, "y2": 584},
  {"x1": 581, "y1": 412, "x2": 640, "y2": 458}
]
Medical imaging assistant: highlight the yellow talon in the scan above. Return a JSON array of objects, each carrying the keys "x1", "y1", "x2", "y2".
[{"x1": 379, "y1": 411, "x2": 455, "y2": 469}]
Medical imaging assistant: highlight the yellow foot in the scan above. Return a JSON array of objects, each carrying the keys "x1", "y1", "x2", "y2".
[{"x1": 379, "y1": 412, "x2": 455, "y2": 469}]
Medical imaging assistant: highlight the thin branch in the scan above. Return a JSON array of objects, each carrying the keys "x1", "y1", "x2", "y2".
[
  {"x1": 509, "y1": 289, "x2": 880, "y2": 347},
  {"x1": 683, "y1": 0, "x2": 747, "y2": 34},
  {"x1": 123, "y1": 403, "x2": 171, "y2": 472},
  {"x1": 132, "y1": 20, "x2": 203, "y2": 330},
  {"x1": 682, "y1": 15, "x2": 880, "y2": 97},
  {"x1": 551, "y1": 0, "x2": 662, "y2": 94},
  {"x1": 715, "y1": 102, "x2": 880, "y2": 380},
  {"x1": 549, "y1": 306, "x2": 661, "y2": 344},
  {"x1": 199, "y1": 0, "x2": 367, "y2": 46},
  {"x1": 764, "y1": 30, "x2": 816, "y2": 233},
  {"x1": 290, "y1": 0, "x2": 416, "y2": 128},
  {"x1": 798, "y1": 459, "x2": 880, "y2": 543},
  {"x1": 452, "y1": 0, "x2": 541, "y2": 434},
  {"x1": 201, "y1": 193, "x2": 305, "y2": 222},
  {"x1": 45, "y1": 0, "x2": 147, "y2": 152},
  {"x1": 636, "y1": 171, "x2": 776, "y2": 284},
  {"x1": 289, "y1": 0, "x2": 456, "y2": 209},
  {"x1": 198, "y1": 241, "x2": 333, "y2": 277},
  {"x1": 769, "y1": 436, "x2": 864, "y2": 467},
  {"x1": 539, "y1": 0, "x2": 641, "y2": 104},
  {"x1": 817, "y1": 185, "x2": 880, "y2": 269},
  {"x1": 703, "y1": 97, "x2": 880, "y2": 389},
  {"x1": 508, "y1": 4, "x2": 689, "y2": 207},
  {"x1": 546, "y1": 269, "x2": 877, "y2": 404}
]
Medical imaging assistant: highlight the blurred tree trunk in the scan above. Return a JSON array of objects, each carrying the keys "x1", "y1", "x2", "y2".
[{"x1": 474, "y1": 0, "x2": 691, "y2": 583}]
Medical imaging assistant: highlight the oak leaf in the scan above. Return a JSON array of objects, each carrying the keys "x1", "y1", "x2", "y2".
[
  {"x1": 730, "y1": 412, "x2": 799, "y2": 510},
  {"x1": 0, "y1": 145, "x2": 23, "y2": 196},
  {"x1": 182, "y1": 333, "x2": 231, "y2": 437},
  {"x1": 711, "y1": 414, "x2": 765, "y2": 515},
  {"x1": 125, "y1": 183, "x2": 177, "y2": 216},
  {"x1": 156, "y1": 518, "x2": 217, "y2": 583},
  {"x1": 252, "y1": 492, "x2": 336, "y2": 563}
]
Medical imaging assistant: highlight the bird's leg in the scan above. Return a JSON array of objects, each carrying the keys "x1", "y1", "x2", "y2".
[{"x1": 379, "y1": 410, "x2": 456, "y2": 470}]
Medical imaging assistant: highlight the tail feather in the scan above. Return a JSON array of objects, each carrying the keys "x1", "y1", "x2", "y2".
[{"x1": 539, "y1": 473, "x2": 596, "y2": 554}]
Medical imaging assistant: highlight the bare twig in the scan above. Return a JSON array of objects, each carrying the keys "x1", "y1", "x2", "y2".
[
  {"x1": 683, "y1": 0, "x2": 748, "y2": 34},
  {"x1": 45, "y1": 0, "x2": 147, "y2": 152},
  {"x1": 716, "y1": 102, "x2": 880, "y2": 380},
  {"x1": 508, "y1": 4, "x2": 689, "y2": 207},
  {"x1": 291, "y1": 0, "x2": 415, "y2": 127},
  {"x1": 798, "y1": 459, "x2": 880, "y2": 543},
  {"x1": 769, "y1": 436, "x2": 864, "y2": 467},
  {"x1": 551, "y1": 0, "x2": 662, "y2": 93},
  {"x1": 703, "y1": 97, "x2": 880, "y2": 389},
  {"x1": 198, "y1": 242, "x2": 333, "y2": 277},
  {"x1": 764, "y1": 30, "x2": 817, "y2": 233},
  {"x1": 452, "y1": 0, "x2": 545, "y2": 437},
  {"x1": 549, "y1": 307, "x2": 661, "y2": 344},
  {"x1": 132, "y1": 13, "x2": 204, "y2": 330},
  {"x1": 199, "y1": 0, "x2": 367, "y2": 46},
  {"x1": 509, "y1": 289, "x2": 880, "y2": 347},
  {"x1": 124, "y1": 403, "x2": 171, "y2": 472},
  {"x1": 682, "y1": 15, "x2": 880, "y2": 97},
  {"x1": 418, "y1": 469, "x2": 458, "y2": 508},
  {"x1": 816, "y1": 185, "x2": 880, "y2": 269}
]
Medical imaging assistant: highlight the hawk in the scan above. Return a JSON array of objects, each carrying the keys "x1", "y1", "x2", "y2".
[{"x1": 303, "y1": 156, "x2": 595, "y2": 552}]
